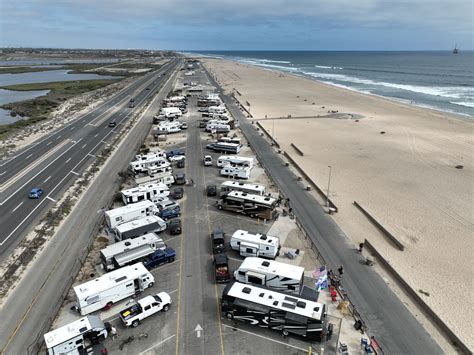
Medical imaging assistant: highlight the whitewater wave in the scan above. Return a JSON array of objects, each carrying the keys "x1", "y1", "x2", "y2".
[
  {"x1": 450, "y1": 101, "x2": 474, "y2": 108},
  {"x1": 260, "y1": 59, "x2": 292, "y2": 64},
  {"x1": 315, "y1": 65, "x2": 343, "y2": 70}
]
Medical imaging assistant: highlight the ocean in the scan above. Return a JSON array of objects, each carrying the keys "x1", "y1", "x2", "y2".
[{"x1": 193, "y1": 51, "x2": 474, "y2": 117}]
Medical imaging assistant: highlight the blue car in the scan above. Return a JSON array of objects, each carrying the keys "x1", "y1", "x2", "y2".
[
  {"x1": 143, "y1": 248, "x2": 176, "y2": 270},
  {"x1": 29, "y1": 188, "x2": 44, "y2": 199}
]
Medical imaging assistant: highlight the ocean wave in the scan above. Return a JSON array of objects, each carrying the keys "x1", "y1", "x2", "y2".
[
  {"x1": 450, "y1": 101, "x2": 474, "y2": 108},
  {"x1": 315, "y1": 65, "x2": 343, "y2": 70},
  {"x1": 260, "y1": 59, "x2": 292, "y2": 64},
  {"x1": 238, "y1": 60, "x2": 299, "y2": 72}
]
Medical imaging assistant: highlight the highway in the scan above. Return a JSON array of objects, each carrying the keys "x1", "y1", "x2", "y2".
[
  {"x1": 0, "y1": 59, "x2": 179, "y2": 258},
  {"x1": 204, "y1": 66, "x2": 443, "y2": 354}
]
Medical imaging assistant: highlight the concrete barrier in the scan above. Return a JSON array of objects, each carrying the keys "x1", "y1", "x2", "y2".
[
  {"x1": 255, "y1": 121, "x2": 280, "y2": 148},
  {"x1": 353, "y1": 201, "x2": 404, "y2": 251},
  {"x1": 364, "y1": 239, "x2": 471, "y2": 354},
  {"x1": 291, "y1": 143, "x2": 304, "y2": 156}
]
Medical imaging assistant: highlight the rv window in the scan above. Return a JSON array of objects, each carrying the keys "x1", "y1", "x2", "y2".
[
  {"x1": 238, "y1": 271, "x2": 245, "y2": 276},
  {"x1": 126, "y1": 283, "x2": 133, "y2": 287},
  {"x1": 245, "y1": 248, "x2": 253, "y2": 253},
  {"x1": 266, "y1": 247, "x2": 269, "y2": 250},
  {"x1": 248, "y1": 275, "x2": 264, "y2": 285},
  {"x1": 296, "y1": 301, "x2": 306, "y2": 308},
  {"x1": 260, "y1": 235, "x2": 267, "y2": 240},
  {"x1": 288, "y1": 285, "x2": 296, "y2": 291},
  {"x1": 242, "y1": 287, "x2": 252, "y2": 294},
  {"x1": 115, "y1": 276, "x2": 127, "y2": 283},
  {"x1": 237, "y1": 242, "x2": 240, "y2": 245},
  {"x1": 313, "y1": 306, "x2": 320, "y2": 312},
  {"x1": 115, "y1": 217, "x2": 122, "y2": 222},
  {"x1": 76, "y1": 339, "x2": 83, "y2": 345},
  {"x1": 259, "y1": 293, "x2": 264, "y2": 297},
  {"x1": 79, "y1": 327, "x2": 88, "y2": 333},
  {"x1": 85, "y1": 295, "x2": 99, "y2": 305},
  {"x1": 273, "y1": 301, "x2": 279, "y2": 306}
]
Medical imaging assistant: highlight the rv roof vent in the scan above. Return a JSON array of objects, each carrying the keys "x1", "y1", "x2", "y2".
[
  {"x1": 259, "y1": 293, "x2": 265, "y2": 297},
  {"x1": 273, "y1": 301, "x2": 279, "y2": 306},
  {"x1": 242, "y1": 287, "x2": 251, "y2": 294},
  {"x1": 313, "y1": 306, "x2": 320, "y2": 312},
  {"x1": 238, "y1": 182, "x2": 244, "y2": 186},
  {"x1": 125, "y1": 241, "x2": 131, "y2": 246},
  {"x1": 260, "y1": 235, "x2": 267, "y2": 241},
  {"x1": 296, "y1": 301, "x2": 306, "y2": 308},
  {"x1": 264, "y1": 197, "x2": 270, "y2": 201},
  {"x1": 79, "y1": 327, "x2": 88, "y2": 333},
  {"x1": 261, "y1": 261, "x2": 270, "y2": 267}
]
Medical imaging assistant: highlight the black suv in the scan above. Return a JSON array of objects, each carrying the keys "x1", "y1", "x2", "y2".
[
  {"x1": 169, "y1": 218, "x2": 182, "y2": 235},
  {"x1": 173, "y1": 187, "x2": 184, "y2": 199},
  {"x1": 207, "y1": 184, "x2": 217, "y2": 196},
  {"x1": 212, "y1": 229, "x2": 225, "y2": 254}
]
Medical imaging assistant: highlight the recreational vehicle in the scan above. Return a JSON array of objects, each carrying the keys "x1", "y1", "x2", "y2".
[
  {"x1": 105, "y1": 200, "x2": 159, "y2": 229},
  {"x1": 73, "y1": 263, "x2": 154, "y2": 315},
  {"x1": 114, "y1": 216, "x2": 167, "y2": 241},
  {"x1": 206, "y1": 142, "x2": 241, "y2": 154},
  {"x1": 217, "y1": 191, "x2": 277, "y2": 220},
  {"x1": 121, "y1": 183, "x2": 170, "y2": 205},
  {"x1": 221, "y1": 282, "x2": 326, "y2": 340},
  {"x1": 220, "y1": 166, "x2": 251, "y2": 179},
  {"x1": 100, "y1": 233, "x2": 165, "y2": 271},
  {"x1": 218, "y1": 137, "x2": 241, "y2": 145},
  {"x1": 234, "y1": 257, "x2": 304, "y2": 293},
  {"x1": 206, "y1": 122, "x2": 230, "y2": 133},
  {"x1": 44, "y1": 316, "x2": 108, "y2": 355},
  {"x1": 216, "y1": 156, "x2": 254, "y2": 169},
  {"x1": 130, "y1": 157, "x2": 168, "y2": 175},
  {"x1": 160, "y1": 107, "x2": 182, "y2": 119},
  {"x1": 157, "y1": 121, "x2": 182, "y2": 134},
  {"x1": 146, "y1": 164, "x2": 173, "y2": 176},
  {"x1": 220, "y1": 181, "x2": 266, "y2": 196},
  {"x1": 230, "y1": 230, "x2": 280, "y2": 259},
  {"x1": 134, "y1": 151, "x2": 166, "y2": 161},
  {"x1": 135, "y1": 174, "x2": 175, "y2": 187},
  {"x1": 208, "y1": 106, "x2": 226, "y2": 114}
]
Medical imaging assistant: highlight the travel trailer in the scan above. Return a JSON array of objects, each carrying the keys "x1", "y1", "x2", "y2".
[
  {"x1": 217, "y1": 191, "x2": 277, "y2": 219},
  {"x1": 160, "y1": 107, "x2": 182, "y2": 119},
  {"x1": 220, "y1": 166, "x2": 251, "y2": 179},
  {"x1": 100, "y1": 233, "x2": 166, "y2": 271},
  {"x1": 105, "y1": 200, "x2": 159, "y2": 229},
  {"x1": 73, "y1": 263, "x2": 154, "y2": 315},
  {"x1": 130, "y1": 157, "x2": 168, "y2": 175},
  {"x1": 157, "y1": 121, "x2": 182, "y2": 134},
  {"x1": 230, "y1": 230, "x2": 280, "y2": 259},
  {"x1": 234, "y1": 257, "x2": 304, "y2": 293},
  {"x1": 135, "y1": 174, "x2": 175, "y2": 187},
  {"x1": 208, "y1": 106, "x2": 226, "y2": 114},
  {"x1": 216, "y1": 156, "x2": 254, "y2": 169},
  {"x1": 220, "y1": 181, "x2": 266, "y2": 196},
  {"x1": 121, "y1": 183, "x2": 170, "y2": 205},
  {"x1": 114, "y1": 216, "x2": 167, "y2": 241},
  {"x1": 206, "y1": 122, "x2": 230, "y2": 133},
  {"x1": 206, "y1": 142, "x2": 241, "y2": 154}
]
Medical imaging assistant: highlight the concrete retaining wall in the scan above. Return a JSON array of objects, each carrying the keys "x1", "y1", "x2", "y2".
[
  {"x1": 255, "y1": 121, "x2": 280, "y2": 148},
  {"x1": 291, "y1": 143, "x2": 304, "y2": 156}
]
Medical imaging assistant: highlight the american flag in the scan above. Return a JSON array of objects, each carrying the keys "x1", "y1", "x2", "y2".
[{"x1": 312, "y1": 265, "x2": 327, "y2": 278}]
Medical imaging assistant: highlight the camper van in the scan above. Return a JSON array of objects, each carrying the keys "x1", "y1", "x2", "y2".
[
  {"x1": 100, "y1": 233, "x2": 166, "y2": 271},
  {"x1": 114, "y1": 216, "x2": 167, "y2": 241},
  {"x1": 135, "y1": 174, "x2": 175, "y2": 187},
  {"x1": 216, "y1": 156, "x2": 254, "y2": 169},
  {"x1": 230, "y1": 230, "x2": 280, "y2": 259},
  {"x1": 73, "y1": 263, "x2": 154, "y2": 315},
  {"x1": 220, "y1": 166, "x2": 251, "y2": 179},
  {"x1": 234, "y1": 257, "x2": 304, "y2": 293},
  {"x1": 217, "y1": 191, "x2": 277, "y2": 220},
  {"x1": 130, "y1": 157, "x2": 168, "y2": 175},
  {"x1": 44, "y1": 316, "x2": 108, "y2": 355},
  {"x1": 121, "y1": 183, "x2": 170, "y2": 205},
  {"x1": 220, "y1": 181, "x2": 266, "y2": 197},
  {"x1": 105, "y1": 200, "x2": 159, "y2": 229}
]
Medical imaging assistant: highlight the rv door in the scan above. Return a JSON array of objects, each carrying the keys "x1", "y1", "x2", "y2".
[
  {"x1": 245, "y1": 271, "x2": 266, "y2": 286},
  {"x1": 239, "y1": 242, "x2": 259, "y2": 257}
]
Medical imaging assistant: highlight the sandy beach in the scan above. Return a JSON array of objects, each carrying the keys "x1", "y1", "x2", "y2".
[{"x1": 203, "y1": 58, "x2": 473, "y2": 349}]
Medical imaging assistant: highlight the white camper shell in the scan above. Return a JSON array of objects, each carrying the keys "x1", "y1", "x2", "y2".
[
  {"x1": 114, "y1": 216, "x2": 167, "y2": 241},
  {"x1": 73, "y1": 263, "x2": 154, "y2": 315},
  {"x1": 105, "y1": 200, "x2": 158, "y2": 229},
  {"x1": 217, "y1": 156, "x2": 254, "y2": 169},
  {"x1": 230, "y1": 230, "x2": 280, "y2": 259},
  {"x1": 234, "y1": 257, "x2": 304, "y2": 293},
  {"x1": 121, "y1": 183, "x2": 170, "y2": 205},
  {"x1": 220, "y1": 181, "x2": 266, "y2": 196},
  {"x1": 130, "y1": 157, "x2": 168, "y2": 175},
  {"x1": 44, "y1": 316, "x2": 108, "y2": 355},
  {"x1": 100, "y1": 233, "x2": 165, "y2": 271},
  {"x1": 220, "y1": 166, "x2": 251, "y2": 179}
]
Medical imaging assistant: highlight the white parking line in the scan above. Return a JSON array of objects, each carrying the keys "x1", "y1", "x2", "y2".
[
  {"x1": 71, "y1": 171, "x2": 79, "y2": 176},
  {"x1": 11, "y1": 201, "x2": 24, "y2": 213},
  {"x1": 94, "y1": 134, "x2": 99, "y2": 138},
  {"x1": 25, "y1": 154, "x2": 33, "y2": 159},
  {"x1": 65, "y1": 157, "x2": 72, "y2": 163},
  {"x1": 46, "y1": 141, "x2": 52, "y2": 146},
  {"x1": 88, "y1": 153, "x2": 96, "y2": 158},
  {"x1": 70, "y1": 126, "x2": 75, "y2": 130},
  {"x1": 46, "y1": 196, "x2": 56, "y2": 202},
  {"x1": 222, "y1": 324, "x2": 307, "y2": 352},
  {"x1": 81, "y1": 144, "x2": 87, "y2": 149},
  {"x1": 138, "y1": 334, "x2": 176, "y2": 355},
  {"x1": 44, "y1": 175, "x2": 52, "y2": 183},
  {"x1": 0, "y1": 171, "x2": 6, "y2": 176},
  {"x1": 56, "y1": 135, "x2": 62, "y2": 140}
]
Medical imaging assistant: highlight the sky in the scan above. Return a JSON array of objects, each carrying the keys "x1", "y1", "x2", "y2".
[{"x1": 0, "y1": 0, "x2": 472, "y2": 50}]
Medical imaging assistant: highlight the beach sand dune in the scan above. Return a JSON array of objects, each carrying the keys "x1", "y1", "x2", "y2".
[{"x1": 203, "y1": 58, "x2": 473, "y2": 349}]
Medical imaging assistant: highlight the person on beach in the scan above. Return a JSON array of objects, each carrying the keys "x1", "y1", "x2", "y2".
[
  {"x1": 338, "y1": 265, "x2": 344, "y2": 276},
  {"x1": 359, "y1": 242, "x2": 364, "y2": 253}
]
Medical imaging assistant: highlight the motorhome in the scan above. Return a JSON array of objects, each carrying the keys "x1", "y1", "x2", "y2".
[
  {"x1": 135, "y1": 174, "x2": 175, "y2": 187},
  {"x1": 206, "y1": 142, "x2": 241, "y2": 154},
  {"x1": 216, "y1": 156, "x2": 254, "y2": 169},
  {"x1": 220, "y1": 166, "x2": 251, "y2": 179},
  {"x1": 130, "y1": 157, "x2": 168, "y2": 175},
  {"x1": 160, "y1": 107, "x2": 182, "y2": 118},
  {"x1": 218, "y1": 136, "x2": 241, "y2": 145},
  {"x1": 157, "y1": 121, "x2": 182, "y2": 134},
  {"x1": 206, "y1": 122, "x2": 230, "y2": 133},
  {"x1": 230, "y1": 230, "x2": 280, "y2": 259},
  {"x1": 208, "y1": 106, "x2": 226, "y2": 114},
  {"x1": 134, "y1": 151, "x2": 166, "y2": 161},
  {"x1": 221, "y1": 282, "x2": 326, "y2": 340},
  {"x1": 73, "y1": 263, "x2": 154, "y2": 315},
  {"x1": 105, "y1": 200, "x2": 159, "y2": 229},
  {"x1": 220, "y1": 181, "x2": 266, "y2": 196},
  {"x1": 121, "y1": 183, "x2": 170, "y2": 205},
  {"x1": 234, "y1": 257, "x2": 304, "y2": 293},
  {"x1": 44, "y1": 316, "x2": 108, "y2": 355},
  {"x1": 100, "y1": 233, "x2": 166, "y2": 271},
  {"x1": 114, "y1": 216, "x2": 167, "y2": 241},
  {"x1": 146, "y1": 164, "x2": 173, "y2": 177},
  {"x1": 217, "y1": 191, "x2": 277, "y2": 220}
]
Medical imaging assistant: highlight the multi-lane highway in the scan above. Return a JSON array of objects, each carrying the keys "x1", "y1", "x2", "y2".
[{"x1": 0, "y1": 58, "x2": 179, "y2": 258}]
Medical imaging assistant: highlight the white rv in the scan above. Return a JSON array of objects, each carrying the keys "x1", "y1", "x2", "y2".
[
  {"x1": 100, "y1": 233, "x2": 166, "y2": 271},
  {"x1": 220, "y1": 166, "x2": 251, "y2": 179},
  {"x1": 134, "y1": 151, "x2": 166, "y2": 161},
  {"x1": 121, "y1": 183, "x2": 170, "y2": 205},
  {"x1": 114, "y1": 216, "x2": 167, "y2": 241},
  {"x1": 220, "y1": 181, "x2": 266, "y2": 196},
  {"x1": 135, "y1": 174, "x2": 175, "y2": 187},
  {"x1": 208, "y1": 106, "x2": 226, "y2": 114},
  {"x1": 164, "y1": 96, "x2": 186, "y2": 103},
  {"x1": 44, "y1": 316, "x2": 108, "y2": 355},
  {"x1": 105, "y1": 200, "x2": 159, "y2": 229},
  {"x1": 157, "y1": 121, "x2": 182, "y2": 133},
  {"x1": 207, "y1": 141, "x2": 241, "y2": 154},
  {"x1": 234, "y1": 257, "x2": 304, "y2": 294},
  {"x1": 160, "y1": 107, "x2": 182, "y2": 118},
  {"x1": 130, "y1": 157, "x2": 168, "y2": 175},
  {"x1": 146, "y1": 164, "x2": 173, "y2": 176},
  {"x1": 216, "y1": 156, "x2": 254, "y2": 169},
  {"x1": 230, "y1": 230, "x2": 280, "y2": 259},
  {"x1": 217, "y1": 191, "x2": 277, "y2": 220},
  {"x1": 73, "y1": 263, "x2": 154, "y2": 315},
  {"x1": 206, "y1": 122, "x2": 230, "y2": 133}
]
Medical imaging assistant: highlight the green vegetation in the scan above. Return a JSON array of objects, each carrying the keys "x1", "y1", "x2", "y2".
[
  {"x1": 0, "y1": 67, "x2": 57, "y2": 74},
  {"x1": 0, "y1": 79, "x2": 118, "y2": 139}
]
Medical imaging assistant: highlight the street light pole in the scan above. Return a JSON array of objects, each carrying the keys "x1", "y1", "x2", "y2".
[{"x1": 326, "y1": 166, "x2": 332, "y2": 207}]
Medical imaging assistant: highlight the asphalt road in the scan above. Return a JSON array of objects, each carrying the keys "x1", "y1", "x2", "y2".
[
  {"x1": 0, "y1": 59, "x2": 179, "y2": 258},
  {"x1": 0, "y1": 59, "x2": 183, "y2": 355},
  {"x1": 204, "y1": 66, "x2": 443, "y2": 354}
]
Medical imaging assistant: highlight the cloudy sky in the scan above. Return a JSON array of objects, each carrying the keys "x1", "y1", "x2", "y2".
[{"x1": 1, "y1": 0, "x2": 472, "y2": 50}]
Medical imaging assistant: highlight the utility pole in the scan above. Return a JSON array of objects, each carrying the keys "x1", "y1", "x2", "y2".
[{"x1": 326, "y1": 165, "x2": 332, "y2": 207}]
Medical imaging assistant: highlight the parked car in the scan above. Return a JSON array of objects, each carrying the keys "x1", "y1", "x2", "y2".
[
  {"x1": 199, "y1": 121, "x2": 206, "y2": 128},
  {"x1": 157, "y1": 200, "x2": 181, "y2": 220},
  {"x1": 143, "y1": 248, "x2": 176, "y2": 269},
  {"x1": 207, "y1": 185, "x2": 217, "y2": 197},
  {"x1": 108, "y1": 121, "x2": 117, "y2": 127},
  {"x1": 214, "y1": 254, "x2": 231, "y2": 283},
  {"x1": 175, "y1": 173, "x2": 186, "y2": 185},
  {"x1": 203, "y1": 155, "x2": 213, "y2": 166},
  {"x1": 172, "y1": 187, "x2": 184, "y2": 199},
  {"x1": 168, "y1": 219, "x2": 182, "y2": 235},
  {"x1": 180, "y1": 122, "x2": 188, "y2": 129},
  {"x1": 130, "y1": 98, "x2": 135, "y2": 102},
  {"x1": 212, "y1": 229, "x2": 225, "y2": 254},
  {"x1": 29, "y1": 188, "x2": 44, "y2": 199},
  {"x1": 166, "y1": 149, "x2": 185, "y2": 158},
  {"x1": 119, "y1": 292, "x2": 171, "y2": 328},
  {"x1": 129, "y1": 103, "x2": 135, "y2": 108},
  {"x1": 177, "y1": 159, "x2": 185, "y2": 169},
  {"x1": 168, "y1": 155, "x2": 185, "y2": 162}
]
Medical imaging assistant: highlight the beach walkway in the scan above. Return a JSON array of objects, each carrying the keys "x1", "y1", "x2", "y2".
[{"x1": 205, "y1": 69, "x2": 443, "y2": 354}]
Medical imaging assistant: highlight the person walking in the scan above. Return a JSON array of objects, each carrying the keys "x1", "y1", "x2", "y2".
[
  {"x1": 338, "y1": 265, "x2": 344, "y2": 276},
  {"x1": 358, "y1": 242, "x2": 364, "y2": 253},
  {"x1": 111, "y1": 326, "x2": 118, "y2": 340}
]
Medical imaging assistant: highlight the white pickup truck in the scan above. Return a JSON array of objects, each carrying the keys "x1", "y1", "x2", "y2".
[{"x1": 119, "y1": 292, "x2": 171, "y2": 327}]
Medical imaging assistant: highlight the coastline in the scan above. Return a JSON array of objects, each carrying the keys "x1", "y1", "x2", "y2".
[{"x1": 202, "y1": 57, "x2": 473, "y2": 351}]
